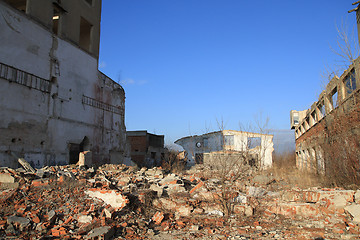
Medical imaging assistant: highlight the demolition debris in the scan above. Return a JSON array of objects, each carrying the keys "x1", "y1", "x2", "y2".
[{"x1": 0, "y1": 161, "x2": 360, "y2": 239}]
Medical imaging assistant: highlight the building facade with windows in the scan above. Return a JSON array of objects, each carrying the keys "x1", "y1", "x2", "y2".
[
  {"x1": 175, "y1": 130, "x2": 274, "y2": 168},
  {"x1": 290, "y1": 59, "x2": 360, "y2": 174},
  {"x1": 0, "y1": 0, "x2": 128, "y2": 168},
  {"x1": 290, "y1": 2, "x2": 360, "y2": 177},
  {"x1": 126, "y1": 131, "x2": 165, "y2": 168}
]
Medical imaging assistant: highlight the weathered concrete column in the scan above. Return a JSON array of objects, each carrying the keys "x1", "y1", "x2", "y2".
[{"x1": 78, "y1": 151, "x2": 92, "y2": 167}]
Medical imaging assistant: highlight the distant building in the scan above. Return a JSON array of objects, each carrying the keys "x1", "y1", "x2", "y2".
[
  {"x1": 175, "y1": 130, "x2": 274, "y2": 168},
  {"x1": 0, "y1": 0, "x2": 127, "y2": 168},
  {"x1": 127, "y1": 131, "x2": 165, "y2": 168}
]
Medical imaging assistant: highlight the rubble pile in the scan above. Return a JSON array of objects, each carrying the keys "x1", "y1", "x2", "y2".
[{"x1": 0, "y1": 163, "x2": 360, "y2": 239}]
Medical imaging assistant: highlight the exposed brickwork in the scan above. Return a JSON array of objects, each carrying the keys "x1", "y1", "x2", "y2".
[
  {"x1": 295, "y1": 88, "x2": 360, "y2": 182},
  {"x1": 127, "y1": 136, "x2": 148, "y2": 152},
  {"x1": 127, "y1": 131, "x2": 165, "y2": 168}
]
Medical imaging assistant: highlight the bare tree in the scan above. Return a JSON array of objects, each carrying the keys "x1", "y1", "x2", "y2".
[
  {"x1": 331, "y1": 21, "x2": 359, "y2": 66},
  {"x1": 202, "y1": 115, "x2": 273, "y2": 216},
  {"x1": 321, "y1": 20, "x2": 360, "y2": 88}
]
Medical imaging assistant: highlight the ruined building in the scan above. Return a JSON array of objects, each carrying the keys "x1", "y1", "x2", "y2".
[
  {"x1": 175, "y1": 130, "x2": 274, "y2": 168},
  {"x1": 290, "y1": 2, "x2": 360, "y2": 177},
  {"x1": 290, "y1": 62, "x2": 360, "y2": 174},
  {"x1": 0, "y1": 0, "x2": 127, "y2": 168},
  {"x1": 127, "y1": 131, "x2": 164, "y2": 168}
]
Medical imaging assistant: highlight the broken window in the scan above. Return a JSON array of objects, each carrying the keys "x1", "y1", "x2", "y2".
[
  {"x1": 319, "y1": 101, "x2": 326, "y2": 118},
  {"x1": 151, "y1": 152, "x2": 156, "y2": 159},
  {"x1": 4, "y1": 0, "x2": 27, "y2": 12},
  {"x1": 304, "y1": 118, "x2": 310, "y2": 130},
  {"x1": 224, "y1": 135, "x2": 234, "y2": 146},
  {"x1": 300, "y1": 124, "x2": 305, "y2": 134},
  {"x1": 330, "y1": 88, "x2": 338, "y2": 110},
  {"x1": 79, "y1": 17, "x2": 92, "y2": 51},
  {"x1": 344, "y1": 70, "x2": 356, "y2": 96},
  {"x1": 248, "y1": 137, "x2": 261, "y2": 149},
  {"x1": 292, "y1": 112, "x2": 299, "y2": 125},
  {"x1": 310, "y1": 111, "x2": 317, "y2": 125}
]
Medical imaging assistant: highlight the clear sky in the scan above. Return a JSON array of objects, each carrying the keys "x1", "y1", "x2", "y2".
[{"x1": 99, "y1": 0, "x2": 359, "y2": 146}]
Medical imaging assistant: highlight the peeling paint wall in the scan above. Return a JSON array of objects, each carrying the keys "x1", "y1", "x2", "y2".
[{"x1": 0, "y1": 1, "x2": 127, "y2": 168}]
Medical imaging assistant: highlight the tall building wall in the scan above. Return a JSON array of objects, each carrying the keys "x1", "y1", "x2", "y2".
[
  {"x1": 0, "y1": 1, "x2": 127, "y2": 168},
  {"x1": 3, "y1": 0, "x2": 101, "y2": 57},
  {"x1": 292, "y1": 59, "x2": 360, "y2": 176}
]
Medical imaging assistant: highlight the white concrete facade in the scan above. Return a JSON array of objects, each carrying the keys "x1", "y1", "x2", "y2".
[
  {"x1": 175, "y1": 130, "x2": 274, "y2": 168},
  {"x1": 0, "y1": 2, "x2": 127, "y2": 168}
]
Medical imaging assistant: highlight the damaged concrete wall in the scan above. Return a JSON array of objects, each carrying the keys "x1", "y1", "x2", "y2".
[
  {"x1": 0, "y1": 1, "x2": 127, "y2": 168},
  {"x1": 175, "y1": 130, "x2": 274, "y2": 168}
]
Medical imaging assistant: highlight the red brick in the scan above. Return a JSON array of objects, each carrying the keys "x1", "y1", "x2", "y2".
[
  {"x1": 190, "y1": 181, "x2": 205, "y2": 194},
  {"x1": 152, "y1": 211, "x2": 164, "y2": 225}
]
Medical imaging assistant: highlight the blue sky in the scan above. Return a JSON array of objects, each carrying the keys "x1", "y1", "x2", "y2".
[{"x1": 99, "y1": 0, "x2": 359, "y2": 146}]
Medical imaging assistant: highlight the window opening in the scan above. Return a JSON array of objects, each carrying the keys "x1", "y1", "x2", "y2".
[
  {"x1": 293, "y1": 112, "x2": 299, "y2": 125},
  {"x1": 305, "y1": 118, "x2": 310, "y2": 130},
  {"x1": 311, "y1": 111, "x2": 317, "y2": 125},
  {"x1": 224, "y1": 135, "x2": 234, "y2": 146},
  {"x1": 330, "y1": 88, "x2": 338, "y2": 109},
  {"x1": 319, "y1": 101, "x2": 326, "y2": 117},
  {"x1": 344, "y1": 70, "x2": 356, "y2": 95},
  {"x1": 248, "y1": 137, "x2": 261, "y2": 149},
  {"x1": 79, "y1": 17, "x2": 92, "y2": 51}
]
